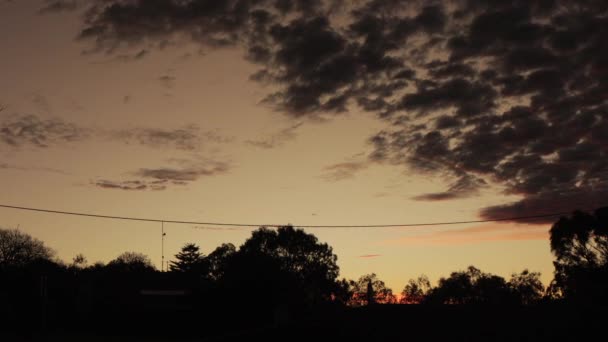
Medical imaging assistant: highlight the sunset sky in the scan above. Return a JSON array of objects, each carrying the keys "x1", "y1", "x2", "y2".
[{"x1": 1, "y1": 0, "x2": 606, "y2": 291}]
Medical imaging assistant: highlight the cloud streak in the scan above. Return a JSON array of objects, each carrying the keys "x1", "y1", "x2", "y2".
[
  {"x1": 384, "y1": 223, "x2": 550, "y2": 246},
  {"x1": 246, "y1": 123, "x2": 302, "y2": 149},
  {"x1": 0, "y1": 113, "x2": 232, "y2": 151},
  {"x1": 0, "y1": 163, "x2": 71, "y2": 175}
]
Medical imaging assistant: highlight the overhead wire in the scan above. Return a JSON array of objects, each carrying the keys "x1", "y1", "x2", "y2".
[{"x1": 0, "y1": 203, "x2": 579, "y2": 229}]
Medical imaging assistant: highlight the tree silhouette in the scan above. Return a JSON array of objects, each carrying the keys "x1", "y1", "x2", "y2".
[
  {"x1": 170, "y1": 243, "x2": 206, "y2": 273},
  {"x1": 549, "y1": 207, "x2": 608, "y2": 303},
  {"x1": 220, "y1": 226, "x2": 340, "y2": 311},
  {"x1": 0, "y1": 228, "x2": 55, "y2": 268},
  {"x1": 238, "y1": 226, "x2": 339, "y2": 301},
  {"x1": 401, "y1": 275, "x2": 431, "y2": 304},
  {"x1": 206, "y1": 243, "x2": 236, "y2": 281},
  {"x1": 426, "y1": 266, "x2": 512, "y2": 304},
  {"x1": 508, "y1": 269, "x2": 544, "y2": 305},
  {"x1": 349, "y1": 273, "x2": 396, "y2": 306},
  {"x1": 107, "y1": 251, "x2": 155, "y2": 273}
]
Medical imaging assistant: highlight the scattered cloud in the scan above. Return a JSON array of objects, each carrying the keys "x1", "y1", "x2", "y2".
[
  {"x1": 92, "y1": 158, "x2": 231, "y2": 191},
  {"x1": 54, "y1": 1, "x2": 608, "y2": 221},
  {"x1": 246, "y1": 123, "x2": 302, "y2": 149},
  {"x1": 0, "y1": 113, "x2": 232, "y2": 152},
  {"x1": 0, "y1": 114, "x2": 88, "y2": 148}
]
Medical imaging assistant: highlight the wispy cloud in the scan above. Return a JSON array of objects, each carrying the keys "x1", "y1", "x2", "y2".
[
  {"x1": 383, "y1": 224, "x2": 549, "y2": 246},
  {"x1": 246, "y1": 123, "x2": 302, "y2": 149},
  {"x1": 0, "y1": 163, "x2": 71, "y2": 175},
  {"x1": 321, "y1": 152, "x2": 371, "y2": 182},
  {"x1": 0, "y1": 114, "x2": 89, "y2": 148},
  {"x1": 0, "y1": 113, "x2": 232, "y2": 151},
  {"x1": 321, "y1": 161, "x2": 369, "y2": 182},
  {"x1": 112, "y1": 125, "x2": 204, "y2": 151},
  {"x1": 158, "y1": 75, "x2": 176, "y2": 89}
]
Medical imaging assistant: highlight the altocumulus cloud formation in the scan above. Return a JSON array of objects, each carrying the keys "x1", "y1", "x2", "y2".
[{"x1": 69, "y1": 0, "x2": 608, "y2": 221}]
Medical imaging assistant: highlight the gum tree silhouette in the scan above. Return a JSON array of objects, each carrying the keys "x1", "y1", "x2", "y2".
[
  {"x1": 400, "y1": 275, "x2": 431, "y2": 304},
  {"x1": 508, "y1": 270, "x2": 544, "y2": 305},
  {"x1": 425, "y1": 266, "x2": 512, "y2": 304},
  {"x1": 0, "y1": 228, "x2": 55, "y2": 268},
  {"x1": 206, "y1": 242, "x2": 236, "y2": 281},
  {"x1": 349, "y1": 273, "x2": 396, "y2": 306},
  {"x1": 550, "y1": 207, "x2": 608, "y2": 303}
]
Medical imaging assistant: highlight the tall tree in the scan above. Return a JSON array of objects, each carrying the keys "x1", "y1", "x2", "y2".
[
  {"x1": 549, "y1": 208, "x2": 608, "y2": 302},
  {"x1": 0, "y1": 228, "x2": 55, "y2": 268},
  {"x1": 170, "y1": 243, "x2": 206, "y2": 273}
]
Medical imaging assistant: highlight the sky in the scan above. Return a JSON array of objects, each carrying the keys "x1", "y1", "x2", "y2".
[{"x1": 0, "y1": 0, "x2": 606, "y2": 291}]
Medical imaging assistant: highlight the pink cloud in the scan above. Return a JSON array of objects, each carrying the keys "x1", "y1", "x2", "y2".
[{"x1": 359, "y1": 254, "x2": 382, "y2": 258}]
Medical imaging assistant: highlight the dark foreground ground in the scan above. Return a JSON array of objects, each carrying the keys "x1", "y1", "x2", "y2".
[{"x1": 2, "y1": 304, "x2": 605, "y2": 342}]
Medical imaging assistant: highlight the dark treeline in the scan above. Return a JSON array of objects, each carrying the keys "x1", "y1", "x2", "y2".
[{"x1": 1, "y1": 208, "x2": 607, "y2": 340}]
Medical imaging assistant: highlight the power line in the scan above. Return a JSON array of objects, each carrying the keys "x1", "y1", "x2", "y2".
[{"x1": 0, "y1": 203, "x2": 575, "y2": 228}]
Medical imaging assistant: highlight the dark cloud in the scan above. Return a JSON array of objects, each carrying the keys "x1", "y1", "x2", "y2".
[
  {"x1": 246, "y1": 122, "x2": 302, "y2": 149},
  {"x1": 479, "y1": 187, "x2": 608, "y2": 224},
  {"x1": 93, "y1": 180, "x2": 150, "y2": 191},
  {"x1": 135, "y1": 162, "x2": 230, "y2": 182},
  {"x1": 0, "y1": 114, "x2": 88, "y2": 148},
  {"x1": 413, "y1": 174, "x2": 486, "y2": 201},
  {"x1": 71, "y1": 1, "x2": 608, "y2": 221},
  {"x1": 39, "y1": 0, "x2": 80, "y2": 14}
]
